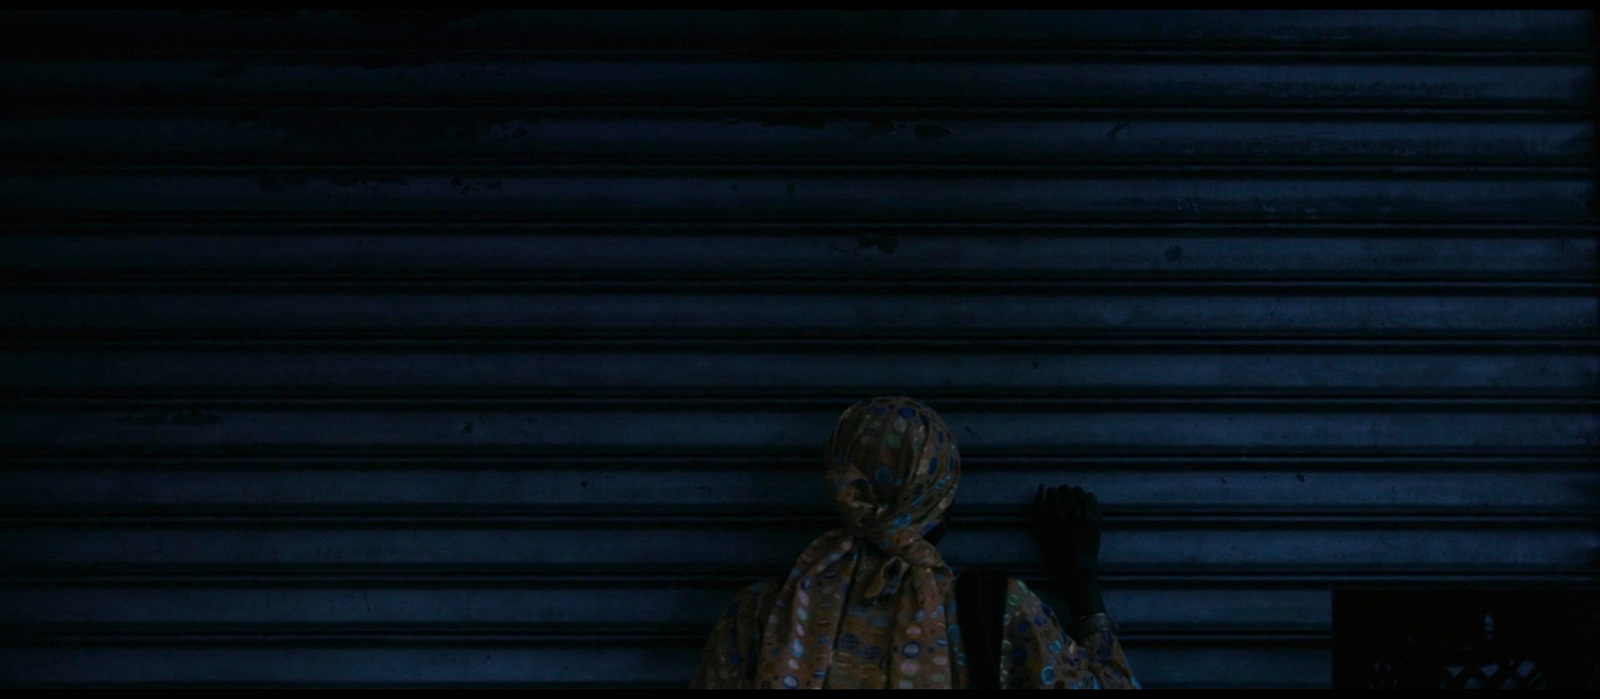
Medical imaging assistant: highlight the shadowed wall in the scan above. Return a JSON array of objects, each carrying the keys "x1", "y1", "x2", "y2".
[{"x1": 0, "y1": 10, "x2": 1595, "y2": 688}]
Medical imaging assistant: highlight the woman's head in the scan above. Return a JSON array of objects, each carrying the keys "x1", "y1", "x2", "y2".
[
  {"x1": 740, "y1": 397, "x2": 962, "y2": 689},
  {"x1": 825, "y1": 396, "x2": 960, "y2": 555}
]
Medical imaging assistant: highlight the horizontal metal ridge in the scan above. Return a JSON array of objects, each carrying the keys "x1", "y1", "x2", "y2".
[
  {"x1": 9, "y1": 107, "x2": 1595, "y2": 123},
  {"x1": 7, "y1": 334, "x2": 1593, "y2": 354},
  {"x1": 3, "y1": 175, "x2": 1588, "y2": 214},
  {"x1": 2, "y1": 117, "x2": 1588, "y2": 172},
  {"x1": 8, "y1": 219, "x2": 1594, "y2": 234},
  {"x1": 0, "y1": 683, "x2": 690, "y2": 690},
  {"x1": 14, "y1": 387, "x2": 1599, "y2": 399},
  {"x1": 8, "y1": 212, "x2": 1593, "y2": 227},
  {"x1": 0, "y1": 624, "x2": 1332, "y2": 648},
  {"x1": 5, "y1": 43, "x2": 1596, "y2": 60},
  {"x1": 9, "y1": 272, "x2": 1598, "y2": 287},
  {"x1": 2, "y1": 10, "x2": 1587, "y2": 50},
  {"x1": 9, "y1": 392, "x2": 1593, "y2": 412},
  {"x1": 6, "y1": 162, "x2": 1593, "y2": 178},
  {"x1": 2, "y1": 45, "x2": 1587, "y2": 64},
  {"x1": 2, "y1": 507, "x2": 1589, "y2": 528},
  {"x1": 1, "y1": 119, "x2": 1589, "y2": 165},
  {"x1": 7, "y1": 278, "x2": 1596, "y2": 294},
  {"x1": 4, "y1": 566, "x2": 1591, "y2": 589},
  {"x1": 1, "y1": 446, "x2": 1589, "y2": 468},
  {"x1": 3, "y1": 51, "x2": 1589, "y2": 65},
  {"x1": 14, "y1": 96, "x2": 1584, "y2": 113}
]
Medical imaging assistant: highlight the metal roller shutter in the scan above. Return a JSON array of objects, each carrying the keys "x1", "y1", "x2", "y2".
[{"x1": 1, "y1": 10, "x2": 1594, "y2": 689}]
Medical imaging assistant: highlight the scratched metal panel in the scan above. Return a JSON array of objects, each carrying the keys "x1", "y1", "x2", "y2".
[{"x1": 0, "y1": 9, "x2": 1595, "y2": 690}]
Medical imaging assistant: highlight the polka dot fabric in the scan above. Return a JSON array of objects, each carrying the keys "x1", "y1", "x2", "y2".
[
  {"x1": 690, "y1": 397, "x2": 1140, "y2": 689},
  {"x1": 693, "y1": 576, "x2": 1139, "y2": 689},
  {"x1": 997, "y1": 578, "x2": 1139, "y2": 690}
]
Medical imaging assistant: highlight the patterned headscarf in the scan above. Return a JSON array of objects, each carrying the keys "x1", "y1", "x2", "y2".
[{"x1": 753, "y1": 396, "x2": 962, "y2": 689}]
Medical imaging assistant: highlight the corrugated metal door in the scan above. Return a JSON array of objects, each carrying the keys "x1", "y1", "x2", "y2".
[{"x1": 1, "y1": 10, "x2": 1595, "y2": 689}]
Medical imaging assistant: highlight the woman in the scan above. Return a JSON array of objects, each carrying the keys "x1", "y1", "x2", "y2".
[{"x1": 691, "y1": 396, "x2": 1138, "y2": 689}]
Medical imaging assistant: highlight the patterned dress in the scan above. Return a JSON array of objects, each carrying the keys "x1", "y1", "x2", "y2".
[{"x1": 692, "y1": 575, "x2": 1139, "y2": 689}]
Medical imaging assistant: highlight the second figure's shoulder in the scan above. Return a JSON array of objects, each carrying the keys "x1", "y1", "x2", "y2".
[{"x1": 1002, "y1": 576, "x2": 1049, "y2": 618}]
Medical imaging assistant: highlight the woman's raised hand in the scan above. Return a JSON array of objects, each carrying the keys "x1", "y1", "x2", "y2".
[{"x1": 1031, "y1": 484, "x2": 1106, "y2": 617}]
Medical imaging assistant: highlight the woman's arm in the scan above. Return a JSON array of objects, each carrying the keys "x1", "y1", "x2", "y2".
[
  {"x1": 1028, "y1": 485, "x2": 1140, "y2": 688},
  {"x1": 1032, "y1": 485, "x2": 1106, "y2": 620},
  {"x1": 999, "y1": 577, "x2": 1140, "y2": 689}
]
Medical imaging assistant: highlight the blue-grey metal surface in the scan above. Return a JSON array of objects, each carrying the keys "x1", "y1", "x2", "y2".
[{"x1": 0, "y1": 10, "x2": 1595, "y2": 689}]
